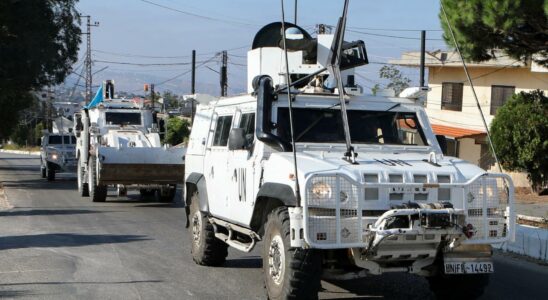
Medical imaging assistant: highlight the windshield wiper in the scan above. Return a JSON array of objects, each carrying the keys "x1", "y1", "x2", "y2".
[
  {"x1": 385, "y1": 103, "x2": 401, "y2": 111},
  {"x1": 295, "y1": 103, "x2": 341, "y2": 142}
]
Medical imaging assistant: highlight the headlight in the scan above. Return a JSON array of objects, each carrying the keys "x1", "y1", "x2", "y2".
[
  {"x1": 50, "y1": 153, "x2": 58, "y2": 160},
  {"x1": 311, "y1": 182, "x2": 332, "y2": 199}
]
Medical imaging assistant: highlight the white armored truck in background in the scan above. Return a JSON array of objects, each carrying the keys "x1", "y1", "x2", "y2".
[
  {"x1": 74, "y1": 81, "x2": 185, "y2": 203},
  {"x1": 183, "y1": 13, "x2": 515, "y2": 300},
  {"x1": 40, "y1": 131, "x2": 77, "y2": 181}
]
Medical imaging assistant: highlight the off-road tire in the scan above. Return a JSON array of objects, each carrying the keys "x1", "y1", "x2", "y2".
[
  {"x1": 263, "y1": 207, "x2": 322, "y2": 300},
  {"x1": 140, "y1": 189, "x2": 155, "y2": 198},
  {"x1": 89, "y1": 157, "x2": 107, "y2": 202},
  {"x1": 46, "y1": 165, "x2": 55, "y2": 181},
  {"x1": 428, "y1": 270, "x2": 490, "y2": 299},
  {"x1": 189, "y1": 192, "x2": 228, "y2": 266},
  {"x1": 41, "y1": 165, "x2": 46, "y2": 178},
  {"x1": 157, "y1": 185, "x2": 176, "y2": 202},
  {"x1": 77, "y1": 157, "x2": 89, "y2": 197}
]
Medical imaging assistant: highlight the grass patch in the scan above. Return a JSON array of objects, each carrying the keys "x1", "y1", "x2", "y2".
[{"x1": 1, "y1": 144, "x2": 40, "y2": 152}]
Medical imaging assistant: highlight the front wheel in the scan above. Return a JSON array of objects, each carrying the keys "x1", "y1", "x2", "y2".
[
  {"x1": 88, "y1": 157, "x2": 107, "y2": 202},
  {"x1": 188, "y1": 192, "x2": 228, "y2": 266},
  {"x1": 46, "y1": 164, "x2": 55, "y2": 181},
  {"x1": 263, "y1": 207, "x2": 322, "y2": 300},
  {"x1": 77, "y1": 157, "x2": 89, "y2": 197}
]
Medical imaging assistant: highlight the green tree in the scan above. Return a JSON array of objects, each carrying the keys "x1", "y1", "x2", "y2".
[
  {"x1": 490, "y1": 90, "x2": 548, "y2": 193},
  {"x1": 165, "y1": 117, "x2": 190, "y2": 146},
  {"x1": 162, "y1": 90, "x2": 180, "y2": 109},
  {"x1": 378, "y1": 65, "x2": 411, "y2": 96},
  {"x1": 0, "y1": 0, "x2": 81, "y2": 139},
  {"x1": 439, "y1": 0, "x2": 548, "y2": 67}
]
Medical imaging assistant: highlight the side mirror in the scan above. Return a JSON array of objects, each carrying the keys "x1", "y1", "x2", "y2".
[
  {"x1": 228, "y1": 128, "x2": 246, "y2": 150},
  {"x1": 436, "y1": 135, "x2": 448, "y2": 155}
]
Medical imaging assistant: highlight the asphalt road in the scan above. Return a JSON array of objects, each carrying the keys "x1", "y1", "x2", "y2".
[{"x1": 0, "y1": 152, "x2": 547, "y2": 299}]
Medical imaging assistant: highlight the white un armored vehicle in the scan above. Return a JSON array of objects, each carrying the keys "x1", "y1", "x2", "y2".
[
  {"x1": 40, "y1": 131, "x2": 77, "y2": 181},
  {"x1": 184, "y1": 5, "x2": 515, "y2": 299},
  {"x1": 75, "y1": 81, "x2": 185, "y2": 203}
]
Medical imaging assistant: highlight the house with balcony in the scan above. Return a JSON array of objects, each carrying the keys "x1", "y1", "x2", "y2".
[{"x1": 390, "y1": 51, "x2": 548, "y2": 188}]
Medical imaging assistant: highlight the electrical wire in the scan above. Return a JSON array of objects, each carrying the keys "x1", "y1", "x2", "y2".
[
  {"x1": 93, "y1": 59, "x2": 195, "y2": 66},
  {"x1": 139, "y1": 0, "x2": 257, "y2": 27}
]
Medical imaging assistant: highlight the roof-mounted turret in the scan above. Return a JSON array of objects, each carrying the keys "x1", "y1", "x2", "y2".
[{"x1": 247, "y1": 22, "x2": 368, "y2": 94}]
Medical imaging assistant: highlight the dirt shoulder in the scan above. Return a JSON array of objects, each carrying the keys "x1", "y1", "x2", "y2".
[{"x1": 0, "y1": 183, "x2": 13, "y2": 210}]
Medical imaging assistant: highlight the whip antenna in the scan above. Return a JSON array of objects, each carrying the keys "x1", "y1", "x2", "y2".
[
  {"x1": 440, "y1": 1, "x2": 503, "y2": 173},
  {"x1": 280, "y1": 0, "x2": 301, "y2": 206},
  {"x1": 328, "y1": 0, "x2": 356, "y2": 164}
]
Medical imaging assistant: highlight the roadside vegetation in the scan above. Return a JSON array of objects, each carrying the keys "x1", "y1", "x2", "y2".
[
  {"x1": 440, "y1": 0, "x2": 548, "y2": 67},
  {"x1": 490, "y1": 90, "x2": 548, "y2": 194},
  {"x1": 0, "y1": 0, "x2": 81, "y2": 141},
  {"x1": 165, "y1": 117, "x2": 191, "y2": 146}
]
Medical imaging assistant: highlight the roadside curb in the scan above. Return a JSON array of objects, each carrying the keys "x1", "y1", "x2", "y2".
[
  {"x1": 0, "y1": 149, "x2": 40, "y2": 156},
  {"x1": 494, "y1": 224, "x2": 548, "y2": 262}
]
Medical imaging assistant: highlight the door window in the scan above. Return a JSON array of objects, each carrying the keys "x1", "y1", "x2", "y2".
[{"x1": 212, "y1": 115, "x2": 233, "y2": 146}]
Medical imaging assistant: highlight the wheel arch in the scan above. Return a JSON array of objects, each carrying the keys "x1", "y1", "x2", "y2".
[
  {"x1": 184, "y1": 172, "x2": 210, "y2": 227},
  {"x1": 250, "y1": 182, "x2": 297, "y2": 236}
]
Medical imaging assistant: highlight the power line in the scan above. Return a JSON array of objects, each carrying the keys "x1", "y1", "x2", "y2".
[
  {"x1": 129, "y1": 54, "x2": 220, "y2": 92},
  {"x1": 93, "y1": 59, "x2": 198, "y2": 66},
  {"x1": 139, "y1": 0, "x2": 257, "y2": 27},
  {"x1": 348, "y1": 26, "x2": 443, "y2": 32},
  {"x1": 347, "y1": 29, "x2": 444, "y2": 41},
  {"x1": 94, "y1": 49, "x2": 193, "y2": 59}
]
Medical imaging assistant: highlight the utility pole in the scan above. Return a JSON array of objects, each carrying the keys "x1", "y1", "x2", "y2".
[
  {"x1": 80, "y1": 15, "x2": 99, "y2": 104},
  {"x1": 150, "y1": 83, "x2": 155, "y2": 111},
  {"x1": 220, "y1": 50, "x2": 228, "y2": 97},
  {"x1": 419, "y1": 30, "x2": 426, "y2": 88},
  {"x1": 191, "y1": 49, "x2": 196, "y2": 123}
]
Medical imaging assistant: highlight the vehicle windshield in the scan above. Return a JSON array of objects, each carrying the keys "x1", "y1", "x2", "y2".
[
  {"x1": 48, "y1": 135, "x2": 76, "y2": 144},
  {"x1": 105, "y1": 112, "x2": 141, "y2": 126},
  {"x1": 277, "y1": 108, "x2": 428, "y2": 146}
]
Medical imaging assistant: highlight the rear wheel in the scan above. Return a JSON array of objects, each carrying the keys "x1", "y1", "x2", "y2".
[
  {"x1": 263, "y1": 207, "x2": 322, "y2": 300},
  {"x1": 157, "y1": 185, "x2": 176, "y2": 202},
  {"x1": 427, "y1": 267, "x2": 490, "y2": 299},
  {"x1": 77, "y1": 157, "x2": 89, "y2": 197},
  {"x1": 89, "y1": 157, "x2": 107, "y2": 202},
  {"x1": 139, "y1": 189, "x2": 156, "y2": 199},
  {"x1": 189, "y1": 192, "x2": 228, "y2": 266}
]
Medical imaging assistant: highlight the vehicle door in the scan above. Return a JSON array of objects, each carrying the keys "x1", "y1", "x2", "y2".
[
  {"x1": 204, "y1": 110, "x2": 234, "y2": 219},
  {"x1": 227, "y1": 111, "x2": 258, "y2": 225}
]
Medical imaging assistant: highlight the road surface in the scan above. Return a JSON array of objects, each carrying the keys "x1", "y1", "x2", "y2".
[{"x1": 0, "y1": 152, "x2": 547, "y2": 299}]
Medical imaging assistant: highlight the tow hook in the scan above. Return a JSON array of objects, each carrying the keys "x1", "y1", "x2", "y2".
[{"x1": 463, "y1": 223, "x2": 475, "y2": 238}]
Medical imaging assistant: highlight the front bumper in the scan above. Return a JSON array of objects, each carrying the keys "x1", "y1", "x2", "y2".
[{"x1": 290, "y1": 173, "x2": 515, "y2": 250}]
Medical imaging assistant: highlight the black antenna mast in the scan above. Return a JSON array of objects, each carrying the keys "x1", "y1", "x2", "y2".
[
  {"x1": 280, "y1": 0, "x2": 302, "y2": 206},
  {"x1": 327, "y1": 0, "x2": 356, "y2": 164}
]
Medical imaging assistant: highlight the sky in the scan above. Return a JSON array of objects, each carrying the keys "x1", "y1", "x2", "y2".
[{"x1": 72, "y1": 0, "x2": 449, "y2": 95}]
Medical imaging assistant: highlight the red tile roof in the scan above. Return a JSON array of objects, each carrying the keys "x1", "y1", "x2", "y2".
[{"x1": 431, "y1": 124, "x2": 485, "y2": 139}]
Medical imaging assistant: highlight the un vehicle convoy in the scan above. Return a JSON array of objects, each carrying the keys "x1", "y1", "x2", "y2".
[
  {"x1": 184, "y1": 5, "x2": 515, "y2": 300},
  {"x1": 74, "y1": 81, "x2": 185, "y2": 203},
  {"x1": 40, "y1": 132, "x2": 77, "y2": 181}
]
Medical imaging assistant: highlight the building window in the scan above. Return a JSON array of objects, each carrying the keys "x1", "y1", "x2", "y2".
[
  {"x1": 490, "y1": 85, "x2": 515, "y2": 115},
  {"x1": 441, "y1": 82, "x2": 463, "y2": 111},
  {"x1": 212, "y1": 115, "x2": 233, "y2": 146},
  {"x1": 446, "y1": 137, "x2": 459, "y2": 157}
]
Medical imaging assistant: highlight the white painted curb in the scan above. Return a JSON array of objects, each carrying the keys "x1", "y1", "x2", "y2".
[
  {"x1": 0, "y1": 149, "x2": 40, "y2": 156},
  {"x1": 494, "y1": 224, "x2": 548, "y2": 262}
]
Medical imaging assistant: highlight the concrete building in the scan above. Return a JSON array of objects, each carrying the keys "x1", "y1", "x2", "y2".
[{"x1": 390, "y1": 51, "x2": 548, "y2": 188}]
